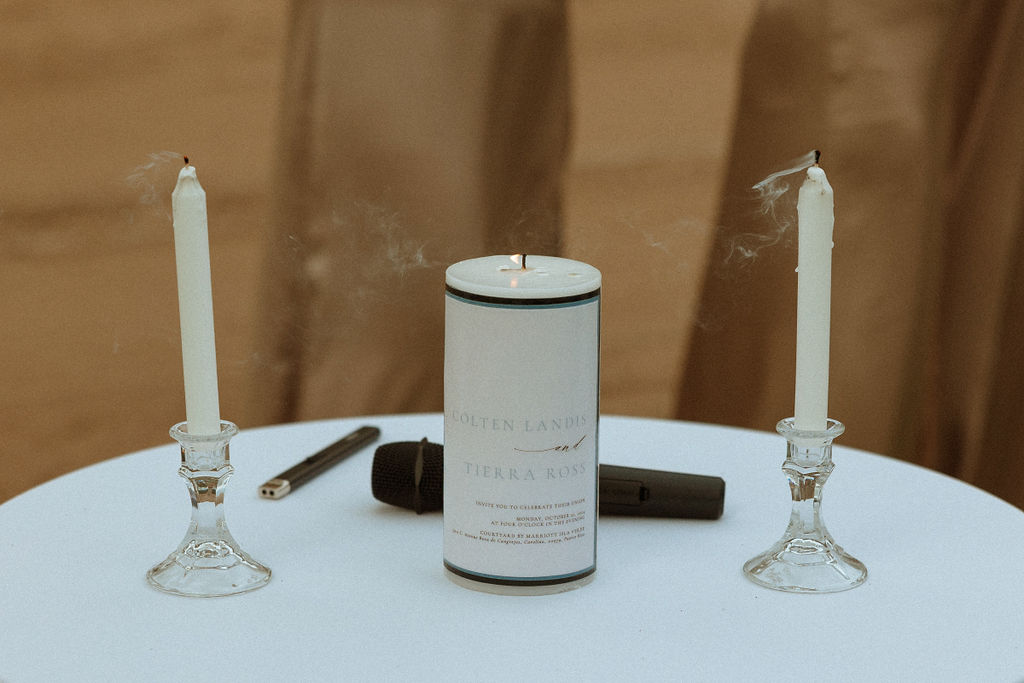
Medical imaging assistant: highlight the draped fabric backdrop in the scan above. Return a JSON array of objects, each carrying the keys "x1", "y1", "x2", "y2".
[
  {"x1": 250, "y1": 0, "x2": 1024, "y2": 509},
  {"x1": 676, "y1": 0, "x2": 1024, "y2": 508},
  {"x1": 250, "y1": 0, "x2": 568, "y2": 426}
]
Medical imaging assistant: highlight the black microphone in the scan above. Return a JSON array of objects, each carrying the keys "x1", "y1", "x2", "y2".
[{"x1": 371, "y1": 439, "x2": 724, "y2": 519}]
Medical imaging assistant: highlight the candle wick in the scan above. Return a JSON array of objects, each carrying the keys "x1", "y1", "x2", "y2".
[
  {"x1": 521, "y1": 254, "x2": 527, "y2": 270},
  {"x1": 183, "y1": 155, "x2": 190, "y2": 166},
  {"x1": 813, "y1": 149, "x2": 821, "y2": 165}
]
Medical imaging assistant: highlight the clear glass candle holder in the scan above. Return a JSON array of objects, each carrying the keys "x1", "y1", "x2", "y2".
[
  {"x1": 742, "y1": 418, "x2": 867, "y2": 593},
  {"x1": 147, "y1": 420, "x2": 271, "y2": 597}
]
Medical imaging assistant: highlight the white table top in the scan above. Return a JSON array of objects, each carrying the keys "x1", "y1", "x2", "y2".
[{"x1": 2, "y1": 414, "x2": 1022, "y2": 682}]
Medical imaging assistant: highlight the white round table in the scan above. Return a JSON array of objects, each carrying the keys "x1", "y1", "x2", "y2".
[{"x1": 1, "y1": 414, "x2": 1021, "y2": 681}]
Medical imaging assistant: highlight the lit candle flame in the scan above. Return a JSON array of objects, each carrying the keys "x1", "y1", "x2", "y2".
[{"x1": 509, "y1": 254, "x2": 527, "y2": 270}]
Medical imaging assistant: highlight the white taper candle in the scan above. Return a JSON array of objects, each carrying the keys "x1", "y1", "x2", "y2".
[
  {"x1": 171, "y1": 161, "x2": 221, "y2": 435},
  {"x1": 794, "y1": 164, "x2": 834, "y2": 431}
]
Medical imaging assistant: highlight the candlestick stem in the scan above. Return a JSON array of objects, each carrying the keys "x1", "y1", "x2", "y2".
[
  {"x1": 743, "y1": 418, "x2": 866, "y2": 593},
  {"x1": 147, "y1": 421, "x2": 271, "y2": 597}
]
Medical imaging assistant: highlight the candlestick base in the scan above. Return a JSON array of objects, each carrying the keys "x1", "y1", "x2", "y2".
[
  {"x1": 742, "y1": 418, "x2": 866, "y2": 593},
  {"x1": 147, "y1": 421, "x2": 271, "y2": 597}
]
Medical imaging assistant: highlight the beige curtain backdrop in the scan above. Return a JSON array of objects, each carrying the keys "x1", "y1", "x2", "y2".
[
  {"x1": 250, "y1": 0, "x2": 1023, "y2": 509},
  {"x1": 249, "y1": 0, "x2": 569, "y2": 425},
  {"x1": 677, "y1": 0, "x2": 1024, "y2": 507}
]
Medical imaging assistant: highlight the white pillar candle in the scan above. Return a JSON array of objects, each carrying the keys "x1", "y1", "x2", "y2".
[
  {"x1": 794, "y1": 165, "x2": 834, "y2": 431},
  {"x1": 171, "y1": 161, "x2": 221, "y2": 435},
  {"x1": 444, "y1": 255, "x2": 601, "y2": 594}
]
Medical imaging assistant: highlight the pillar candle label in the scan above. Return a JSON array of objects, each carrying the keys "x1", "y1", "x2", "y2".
[{"x1": 444, "y1": 286, "x2": 599, "y2": 587}]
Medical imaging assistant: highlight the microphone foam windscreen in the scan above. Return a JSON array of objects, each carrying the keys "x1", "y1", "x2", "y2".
[{"x1": 371, "y1": 440, "x2": 444, "y2": 513}]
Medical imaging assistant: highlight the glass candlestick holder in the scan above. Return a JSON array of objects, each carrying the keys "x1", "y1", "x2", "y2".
[
  {"x1": 147, "y1": 420, "x2": 271, "y2": 597},
  {"x1": 743, "y1": 417, "x2": 867, "y2": 593}
]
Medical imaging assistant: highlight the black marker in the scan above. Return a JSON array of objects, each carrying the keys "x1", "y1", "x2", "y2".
[{"x1": 259, "y1": 425, "x2": 380, "y2": 499}]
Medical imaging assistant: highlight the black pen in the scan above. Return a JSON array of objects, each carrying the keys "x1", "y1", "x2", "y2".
[{"x1": 259, "y1": 425, "x2": 381, "y2": 499}]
